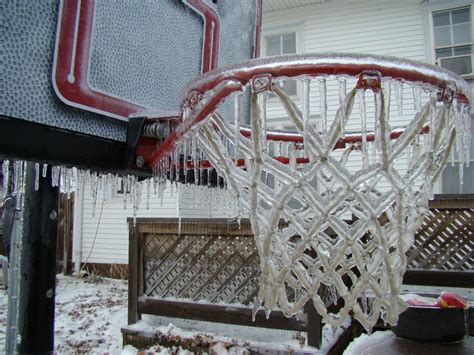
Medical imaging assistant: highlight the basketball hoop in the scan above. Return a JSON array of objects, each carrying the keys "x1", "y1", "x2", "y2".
[{"x1": 149, "y1": 53, "x2": 471, "y2": 331}]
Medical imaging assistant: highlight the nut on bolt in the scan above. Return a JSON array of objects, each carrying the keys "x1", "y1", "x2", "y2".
[{"x1": 136, "y1": 155, "x2": 145, "y2": 168}]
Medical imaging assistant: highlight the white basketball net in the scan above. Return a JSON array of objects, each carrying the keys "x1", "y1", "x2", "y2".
[{"x1": 153, "y1": 55, "x2": 471, "y2": 331}]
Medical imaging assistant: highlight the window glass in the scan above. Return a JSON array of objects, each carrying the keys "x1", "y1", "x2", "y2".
[
  {"x1": 452, "y1": 23, "x2": 471, "y2": 44},
  {"x1": 454, "y1": 45, "x2": 472, "y2": 55},
  {"x1": 282, "y1": 34, "x2": 296, "y2": 54},
  {"x1": 452, "y1": 7, "x2": 470, "y2": 24},
  {"x1": 435, "y1": 47, "x2": 453, "y2": 58},
  {"x1": 433, "y1": 12, "x2": 450, "y2": 26},
  {"x1": 267, "y1": 36, "x2": 281, "y2": 56},
  {"x1": 439, "y1": 56, "x2": 472, "y2": 75},
  {"x1": 434, "y1": 26, "x2": 452, "y2": 46}
]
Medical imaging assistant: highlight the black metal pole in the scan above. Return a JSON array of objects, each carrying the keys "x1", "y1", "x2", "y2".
[{"x1": 16, "y1": 163, "x2": 59, "y2": 354}]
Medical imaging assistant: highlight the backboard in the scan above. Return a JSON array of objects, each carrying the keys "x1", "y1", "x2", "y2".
[{"x1": 0, "y1": 0, "x2": 261, "y2": 172}]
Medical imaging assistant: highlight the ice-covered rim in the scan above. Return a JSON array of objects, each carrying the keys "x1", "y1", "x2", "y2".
[
  {"x1": 150, "y1": 53, "x2": 471, "y2": 168},
  {"x1": 180, "y1": 52, "x2": 471, "y2": 103}
]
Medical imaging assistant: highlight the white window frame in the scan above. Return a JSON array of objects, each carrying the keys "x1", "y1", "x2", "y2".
[
  {"x1": 422, "y1": 1, "x2": 474, "y2": 194},
  {"x1": 422, "y1": 0, "x2": 474, "y2": 80},
  {"x1": 261, "y1": 22, "x2": 304, "y2": 99}
]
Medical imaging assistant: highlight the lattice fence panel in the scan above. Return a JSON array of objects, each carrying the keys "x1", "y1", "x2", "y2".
[
  {"x1": 140, "y1": 197, "x2": 472, "y2": 307},
  {"x1": 143, "y1": 220, "x2": 261, "y2": 305},
  {"x1": 407, "y1": 201, "x2": 473, "y2": 271}
]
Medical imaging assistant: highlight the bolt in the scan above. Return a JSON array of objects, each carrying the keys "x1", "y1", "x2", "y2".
[
  {"x1": 49, "y1": 210, "x2": 57, "y2": 220},
  {"x1": 136, "y1": 155, "x2": 145, "y2": 168}
]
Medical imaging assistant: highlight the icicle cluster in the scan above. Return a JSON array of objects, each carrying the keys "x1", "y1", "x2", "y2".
[
  {"x1": 151, "y1": 58, "x2": 471, "y2": 332},
  {"x1": 0, "y1": 162, "x2": 154, "y2": 222}
]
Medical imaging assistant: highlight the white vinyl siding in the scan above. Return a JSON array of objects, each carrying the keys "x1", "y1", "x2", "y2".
[
  {"x1": 77, "y1": 182, "x2": 178, "y2": 264},
  {"x1": 263, "y1": 0, "x2": 429, "y2": 193},
  {"x1": 178, "y1": 185, "x2": 238, "y2": 218},
  {"x1": 263, "y1": 0, "x2": 427, "y2": 121},
  {"x1": 76, "y1": 182, "x2": 237, "y2": 264}
]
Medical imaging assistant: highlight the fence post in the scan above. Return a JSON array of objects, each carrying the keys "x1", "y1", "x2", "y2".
[
  {"x1": 305, "y1": 301, "x2": 322, "y2": 348},
  {"x1": 128, "y1": 220, "x2": 139, "y2": 324}
]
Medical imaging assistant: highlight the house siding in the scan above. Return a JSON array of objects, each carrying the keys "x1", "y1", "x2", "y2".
[
  {"x1": 78, "y1": 182, "x2": 178, "y2": 264},
  {"x1": 77, "y1": 182, "x2": 236, "y2": 264},
  {"x1": 262, "y1": 0, "x2": 470, "y2": 193}
]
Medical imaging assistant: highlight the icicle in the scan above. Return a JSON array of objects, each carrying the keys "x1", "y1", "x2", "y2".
[
  {"x1": 455, "y1": 106, "x2": 463, "y2": 157},
  {"x1": 259, "y1": 92, "x2": 268, "y2": 153},
  {"x1": 424, "y1": 174, "x2": 434, "y2": 200},
  {"x1": 123, "y1": 175, "x2": 128, "y2": 210},
  {"x1": 183, "y1": 139, "x2": 188, "y2": 184},
  {"x1": 289, "y1": 144, "x2": 297, "y2": 169},
  {"x1": 170, "y1": 170, "x2": 174, "y2": 197},
  {"x1": 132, "y1": 176, "x2": 142, "y2": 220},
  {"x1": 428, "y1": 94, "x2": 436, "y2": 153},
  {"x1": 146, "y1": 178, "x2": 151, "y2": 210},
  {"x1": 382, "y1": 79, "x2": 391, "y2": 124},
  {"x1": 51, "y1": 166, "x2": 61, "y2": 187},
  {"x1": 60, "y1": 167, "x2": 66, "y2": 193},
  {"x1": 319, "y1": 78, "x2": 327, "y2": 147},
  {"x1": 265, "y1": 309, "x2": 271, "y2": 320},
  {"x1": 463, "y1": 106, "x2": 471, "y2": 166},
  {"x1": 357, "y1": 89, "x2": 368, "y2": 168},
  {"x1": 91, "y1": 173, "x2": 99, "y2": 217},
  {"x1": 192, "y1": 135, "x2": 199, "y2": 184},
  {"x1": 451, "y1": 140, "x2": 456, "y2": 167},
  {"x1": 338, "y1": 77, "x2": 347, "y2": 138},
  {"x1": 13, "y1": 161, "x2": 25, "y2": 209},
  {"x1": 2, "y1": 160, "x2": 10, "y2": 191},
  {"x1": 252, "y1": 299, "x2": 261, "y2": 322},
  {"x1": 232, "y1": 92, "x2": 241, "y2": 162},
  {"x1": 168, "y1": 152, "x2": 174, "y2": 185},
  {"x1": 394, "y1": 80, "x2": 403, "y2": 115},
  {"x1": 42, "y1": 163, "x2": 48, "y2": 178},
  {"x1": 302, "y1": 79, "x2": 311, "y2": 153},
  {"x1": 33, "y1": 162, "x2": 40, "y2": 191},
  {"x1": 413, "y1": 85, "x2": 422, "y2": 111},
  {"x1": 373, "y1": 91, "x2": 383, "y2": 163}
]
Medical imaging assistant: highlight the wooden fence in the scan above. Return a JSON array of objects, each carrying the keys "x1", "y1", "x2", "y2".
[
  {"x1": 127, "y1": 218, "x2": 330, "y2": 349},
  {"x1": 403, "y1": 194, "x2": 473, "y2": 287},
  {"x1": 126, "y1": 194, "x2": 473, "y2": 350}
]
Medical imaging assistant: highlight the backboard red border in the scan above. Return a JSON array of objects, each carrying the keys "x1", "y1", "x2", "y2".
[{"x1": 52, "y1": 0, "x2": 229, "y2": 121}]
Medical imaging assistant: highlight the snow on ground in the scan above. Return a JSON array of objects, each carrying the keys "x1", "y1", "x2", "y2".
[
  {"x1": 0, "y1": 274, "x2": 128, "y2": 354},
  {"x1": 54, "y1": 274, "x2": 128, "y2": 353},
  {"x1": 3, "y1": 275, "x2": 471, "y2": 353},
  {"x1": 0, "y1": 274, "x2": 345, "y2": 354},
  {"x1": 343, "y1": 330, "x2": 395, "y2": 355}
]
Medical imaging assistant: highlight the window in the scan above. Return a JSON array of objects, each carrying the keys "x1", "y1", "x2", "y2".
[
  {"x1": 263, "y1": 26, "x2": 301, "y2": 96},
  {"x1": 432, "y1": 6, "x2": 473, "y2": 77}
]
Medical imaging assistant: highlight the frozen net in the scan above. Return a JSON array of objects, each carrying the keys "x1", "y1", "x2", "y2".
[{"x1": 151, "y1": 54, "x2": 471, "y2": 331}]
